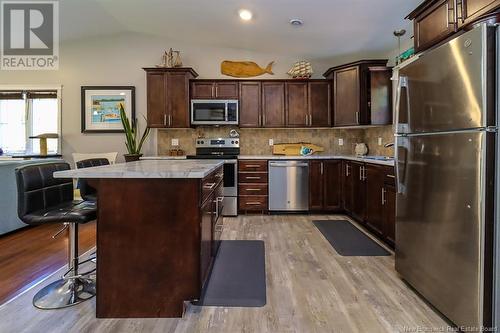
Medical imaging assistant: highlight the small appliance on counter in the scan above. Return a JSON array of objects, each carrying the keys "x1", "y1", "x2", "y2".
[{"x1": 186, "y1": 137, "x2": 239, "y2": 216}]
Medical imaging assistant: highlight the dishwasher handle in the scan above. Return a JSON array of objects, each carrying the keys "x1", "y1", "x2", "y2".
[{"x1": 269, "y1": 161, "x2": 309, "y2": 167}]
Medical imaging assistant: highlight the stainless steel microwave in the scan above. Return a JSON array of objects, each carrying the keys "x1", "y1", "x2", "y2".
[{"x1": 191, "y1": 99, "x2": 238, "y2": 126}]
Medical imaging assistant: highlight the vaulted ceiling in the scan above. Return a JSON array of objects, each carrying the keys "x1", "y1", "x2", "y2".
[{"x1": 60, "y1": 0, "x2": 421, "y2": 58}]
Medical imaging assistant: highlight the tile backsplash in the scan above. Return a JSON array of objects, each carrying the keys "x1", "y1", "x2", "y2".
[{"x1": 157, "y1": 125, "x2": 394, "y2": 157}]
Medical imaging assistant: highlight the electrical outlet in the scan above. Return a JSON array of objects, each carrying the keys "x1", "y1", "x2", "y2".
[
  {"x1": 338, "y1": 138, "x2": 344, "y2": 146},
  {"x1": 171, "y1": 138, "x2": 179, "y2": 146},
  {"x1": 378, "y1": 137, "x2": 383, "y2": 146},
  {"x1": 269, "y1": 139, "x2": 274, "y2": 146}
]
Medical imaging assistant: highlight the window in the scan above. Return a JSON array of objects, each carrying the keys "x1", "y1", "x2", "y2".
[{"x1": 0, "y1": 89, "x2": 61, "y2": 155}]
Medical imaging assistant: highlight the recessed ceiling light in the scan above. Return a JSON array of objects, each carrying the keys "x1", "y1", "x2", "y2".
[
  {"x1": 289, "y1": 18, "x2": 303, "y2": 26},
  {"x1": 239, "y1": 9, "x2": 253, "y2": 21}
]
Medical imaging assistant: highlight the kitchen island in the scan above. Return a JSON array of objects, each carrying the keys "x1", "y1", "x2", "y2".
[{"x1": 54, "y1": 160, "x2": 224, "y2": 318}]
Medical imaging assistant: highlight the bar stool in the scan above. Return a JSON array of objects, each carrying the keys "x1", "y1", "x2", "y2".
[
  {"x1": 15, "y1": 162, "x2": 97, "y2": 309},
  {"x1": 75, "y1": 158, "x2": 110, "y2": 202}
]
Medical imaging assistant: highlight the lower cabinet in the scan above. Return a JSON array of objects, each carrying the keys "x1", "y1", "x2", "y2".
[
  {"x1": 309, "y1": 160, "x2": 342, "y2": 211},
  {"x1": 238, "y1": 160, "x2": 269, "y2": 212},
  {"x1": 342, "y1": 161, "x2": 395, "y2": 248},
  {"x1": 350, "y1": 161, "x2": 366, "y2": 222}
]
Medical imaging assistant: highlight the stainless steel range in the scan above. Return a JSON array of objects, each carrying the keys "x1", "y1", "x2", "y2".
[{"x1": 187, "y1": 138, "x2": 239, "y2": 216}]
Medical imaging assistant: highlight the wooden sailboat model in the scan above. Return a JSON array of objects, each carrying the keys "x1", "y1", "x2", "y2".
[{"x1": 287, "y1": 60, "x2": 313, "y2": 79}]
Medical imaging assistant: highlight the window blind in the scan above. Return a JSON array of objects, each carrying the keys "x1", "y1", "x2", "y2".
[{"x1": 0, "y1": 90, "x2": 57, "y2": 100}]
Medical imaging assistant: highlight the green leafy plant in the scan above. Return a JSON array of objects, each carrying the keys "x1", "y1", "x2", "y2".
[{"x1": 119, "y1": 103, "x2": 150, "y2": 155}]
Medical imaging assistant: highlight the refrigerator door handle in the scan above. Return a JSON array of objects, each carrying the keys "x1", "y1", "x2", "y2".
[
  {"x1": 395, "y1": 135, "x2": 403, "y2": 194},
  {"x1": 395, "y1": 76, "x2": 410, "y2": 134}
]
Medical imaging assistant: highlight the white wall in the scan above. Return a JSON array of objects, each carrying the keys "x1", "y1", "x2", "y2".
[{"x1": 0, "y1": 31, "x2": 402, "y2": 163}]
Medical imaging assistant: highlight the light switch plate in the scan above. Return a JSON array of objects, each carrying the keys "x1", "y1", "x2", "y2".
[
  {"x1": 338, "y1": 138, "x2": 344, "y2": 146},
  {"x1": 171, "y1": 139, "x2": 179, "y2": 146},
  {"x1": 378, "y1": 137, "x2": 383, "y2": 146},
  {"x1": 269, "y1": 139, "x2": 274, "y2": 146}
]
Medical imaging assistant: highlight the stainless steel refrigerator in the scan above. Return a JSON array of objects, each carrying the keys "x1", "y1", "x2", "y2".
[{"x1": 394, "y1": 23, "x2": 497, "y2": 329}]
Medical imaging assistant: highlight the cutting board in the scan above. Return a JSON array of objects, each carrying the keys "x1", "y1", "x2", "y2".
[{"x1": 272, "y1": 143, "x2": 324, "y2": 156}]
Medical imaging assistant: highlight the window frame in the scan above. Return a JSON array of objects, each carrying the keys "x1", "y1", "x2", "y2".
[{"x1": 0, "y1": 85, "x2": 62, "y2": 155}]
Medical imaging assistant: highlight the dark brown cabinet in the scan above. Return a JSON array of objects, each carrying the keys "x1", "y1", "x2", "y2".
[
  {"x1": 144, "y1": 67, "x2": 198, "y2": 128},
  {"x1": 323, "y1": 60, "x2": 392, "y2": 127},
  {"x1": 191, "y1": 81, "x2": 239, "y2": 99},
  {"x1": 239, "y1": 82, "x2": 262, "y2": 128},
  {"x1": 262, "y1": 82, "x2": 285, "y2": 127},
  {"x1": 365, "y1": 165, "x2": 385, "y2": 236},
  {"x1": 238, "y1": 160, "x2": 269, "y2": 212},
  {"x1": 350, "y1": 161, "x2": 366, "y2": 222},
  {"x1": 286, "y1": 82, "x2": 309, "y2": 127},
  {"x1": 342, "y1": 161, "x2": 354, "y2": 213},
  {"x1": 409, "y1": 0, "x2": 457, "y2": 52},
  {"x1": 406, "y1": 0, "x2": 500, "y2": 52},
  {"x1": 309, "y1": 160, "x2": 342, "y2": 211},
  {"x1": 382, "y1": 182, "x2": 396, "y2": 247},
  {"x1": 309, "y1": 81, "x2": 331, "y2": 127}
]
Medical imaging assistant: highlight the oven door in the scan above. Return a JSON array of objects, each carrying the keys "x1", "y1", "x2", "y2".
[{"x1": 191, "y1": 100, "x2": 226, "y2": 125}]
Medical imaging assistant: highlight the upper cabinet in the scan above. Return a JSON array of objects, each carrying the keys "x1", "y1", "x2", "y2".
[
  {"x1": 308, "y1": 81, "x2": 331, "y2": 127},
  {"x1": 239, "y1": 82, "x2": 262, "y2": 128},
  {"x1": 285, "y1": 82, "x2": 309, "y2": 127},
  {"x1": 408, "y1": 0, "x2": 457, "y2": 52},
  {"x1": 262, "y1": 82, "x2": 285, "y2": 127},
  {"x1": 144, "y1": 67, "x2": 198, "y2": 128},
  {"x1": 407, "y1": 0, "x2": 500, "y2": 52},
  {"x1": 323, "y1": 60, "x2": 392, "y2": 127},
  {"x1": 191, "y1": 81, "x2": 239, "y2": 99}
]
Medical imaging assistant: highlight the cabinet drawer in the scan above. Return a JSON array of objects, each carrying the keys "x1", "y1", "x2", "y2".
[
  {"x1": 239, "y1": 195, "x2": 268, "y2": 210},
  {"x1": 239, "y1": 172, "x2": 268, "y2": 183},
  {"x1": 239, "y1": 183, "x2": 268, "y2": 196},
  {"x1": 238, "y1": 160, "x2": 268, "y2": 172}
]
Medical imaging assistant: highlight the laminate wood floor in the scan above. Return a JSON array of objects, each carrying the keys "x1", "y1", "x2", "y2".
[
  {"x1": 0, "y1": 215, "x2": 448, "y2": 333},
  {"x1": 0, "y1": 222, "x2": 96, "y2": 304}
]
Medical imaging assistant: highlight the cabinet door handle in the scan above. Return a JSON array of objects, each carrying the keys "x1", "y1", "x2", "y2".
[
  {"x1": 320, "y1": 162, "x2": 324, "y2": 175},
  {"x1": 246, "y1": 176, "x2": 261, "y2": 180},
  {"x1": 387, "y1": 174, "x2": 395, "y2": 178},
  {"x1": 309, "y1": 114, "x2": 312, "y2": 126},
  {"x1": 346, "y1": 164, "x2": 350, "y2": 177},
  {"x1": 169, "y1": 115, "x2": 172, "y2": 127},
  {"x1": 382, "y1": 188, "x2": 386, "y2": 205},
  {"x1": 246, "y1": 188, "x2": 261, "y2": 192},
  {"x1": 245, "y1": 165, "x2": 261, "y2": 168},
  {"x1": 215, "y1": 85, "x2": 218, "y2": 97},
  {"x1": 204, "y1": 182, "x2": 216, "y2": 190},
  {"x1": 359, "y1": 167, "x2": 363, "y2": 181},
  {"x1": 163, "y1": 114, "x2": 167, "y2": 126},
  {"x1": 356, "y1": 111, "x2": 360, "y2": 124},
  {"x1": 305, "y1": 114, "x2": 308, "y2": 126},
  {"x1": 246, "y1": 202, "x2": 262, "y2": 205}
]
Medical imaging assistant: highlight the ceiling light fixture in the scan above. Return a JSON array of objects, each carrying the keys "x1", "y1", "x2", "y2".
[
  {"x1": 239, "y1": 9, "x2": 253, "y2": 21},
  {"x1": 289, "y1": 18, "x2": 303, "y2": 26}
]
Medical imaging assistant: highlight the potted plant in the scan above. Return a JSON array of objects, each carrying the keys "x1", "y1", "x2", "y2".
[{"x1": 119, "y1": 104, "x2": 150, "y2": 162}]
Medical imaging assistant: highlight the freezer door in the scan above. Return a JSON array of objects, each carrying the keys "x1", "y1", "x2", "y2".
[
  {"x1": 395, "y1": 131, "x2": 486, "y2": 328},
  {"x1": 396, "y1": 24, "x2": 494, "y2": 134}
]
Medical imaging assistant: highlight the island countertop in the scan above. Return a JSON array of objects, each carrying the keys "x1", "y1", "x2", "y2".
[{"x1": 53, "y1": 159, "x2": 224, "y2": 179}]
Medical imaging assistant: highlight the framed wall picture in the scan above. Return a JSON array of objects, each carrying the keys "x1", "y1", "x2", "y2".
[{"x1": 81, "y1": 86, "x2": 135, "y2": 133}]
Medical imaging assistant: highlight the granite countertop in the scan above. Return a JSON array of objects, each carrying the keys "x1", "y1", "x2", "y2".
[
  {"x1": 142, "y1": 155, "x2": 394, "y2": 166},
  {"x1": 53, "y1": 160, "x2": 224, "y2": 179}
]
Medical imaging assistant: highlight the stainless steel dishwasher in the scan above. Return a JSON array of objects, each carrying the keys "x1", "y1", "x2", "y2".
[{"x1": 268, "y1": 160, "x2": 309, "y2": 211}]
